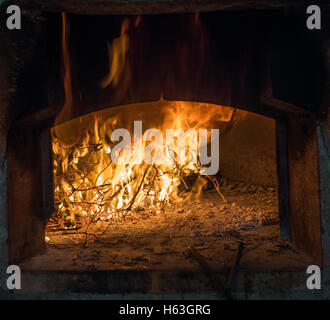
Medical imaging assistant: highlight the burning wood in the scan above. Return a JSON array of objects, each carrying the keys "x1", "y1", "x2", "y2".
[
  {"x1": 51, "y1": 100, "x2": 232, "y2": 238},
  {"x1": 51, "y1": 14, "x2": 233, "y2": 239}
]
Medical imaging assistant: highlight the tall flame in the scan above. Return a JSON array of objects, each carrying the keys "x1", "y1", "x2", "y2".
[
  {"x1": 100, "y1": 17, "x2": 130, "y2": 89},
  {"x1": 54, "y1": 13, "x2": 81, "y2": 148},
  {"x1": 51, "y1": 14, "x2": 234, "y2": 226}
]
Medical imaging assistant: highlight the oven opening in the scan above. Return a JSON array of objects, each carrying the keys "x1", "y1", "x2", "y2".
[
  {"x1": 46, "y1": 100, "x2": 283, "y2": 273},
  {"x1": 5, "y1": 8, "x2": 325, "y2": 298}
]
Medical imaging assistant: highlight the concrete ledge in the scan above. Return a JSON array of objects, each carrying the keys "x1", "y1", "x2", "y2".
[{"x1": 0, "y1": 267, "x2": 329, "y2": 299}]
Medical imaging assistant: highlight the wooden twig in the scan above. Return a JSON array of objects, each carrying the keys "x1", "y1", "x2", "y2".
[
  {"x1": 205, "y1": 175, "x2": 226, "y2": 202},
  {"x1": 187, "y1": 245, "x2": 232, "y2": 299},
  {"x1": 225, "y1": 242, "x2": 245, "y2": 296},
  {"x1": 125, "y1": 168, "x2": 149, "y2": 212},
  {"x1": 187, "y1": 242, "x2": 244, "y2": 299}
]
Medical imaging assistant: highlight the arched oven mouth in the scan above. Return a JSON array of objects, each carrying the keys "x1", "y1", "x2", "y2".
[{"x1": 1, "y1": 4, "x2": 328, "y2": 298}]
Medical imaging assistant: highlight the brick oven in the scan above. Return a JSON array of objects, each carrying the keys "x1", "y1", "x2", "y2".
[{"x1": 0, "y1": 0, "x2": 329, "y2": 299}]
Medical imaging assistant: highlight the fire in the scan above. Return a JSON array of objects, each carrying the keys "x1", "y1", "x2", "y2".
[
  {"x1": 100, "y1": 17, "x2": 130, "y2": 89},
  {"x1": 51, "y1": 14, "x2": 233, "y2": 226},
  {"x1": 52, "y1": 99, "x2": 233, "y2": 225}
]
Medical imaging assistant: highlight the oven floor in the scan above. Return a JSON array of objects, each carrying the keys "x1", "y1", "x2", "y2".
[{"x1": 22, "y1": 181, "x2": 314, "y2": 273}]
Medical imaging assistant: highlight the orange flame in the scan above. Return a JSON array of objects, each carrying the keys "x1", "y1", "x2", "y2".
[
  {"x1": 54, "y1": 13, "x2": 82, "y2": 148},
  {"x1": 52, "y1": 99, "x2": 234, "y2": 224},
  {"x1": 51, "y1": 14, "x2": 234, "y2": 225},
  {"x1": 100, "y1": 18, "x2": 130, "y2": 89}
]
